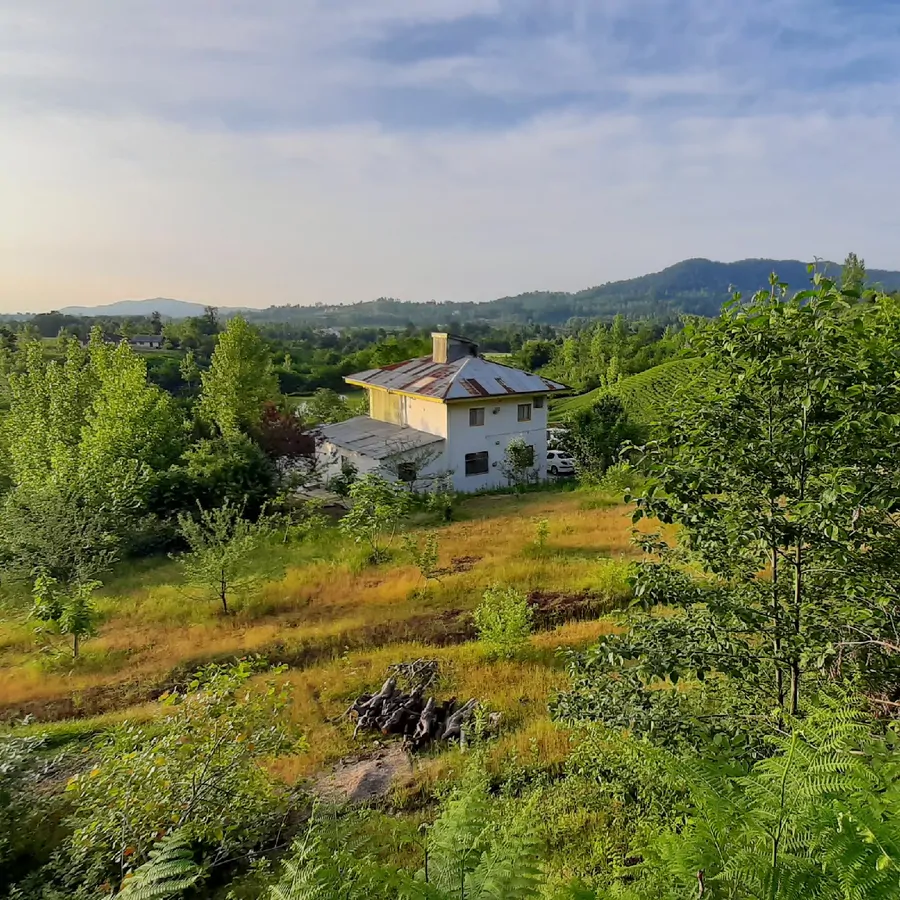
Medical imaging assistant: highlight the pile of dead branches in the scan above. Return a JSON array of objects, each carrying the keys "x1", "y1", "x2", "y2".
[
  {"x1": 346, "y1": 676, "x2": 478, "y2": 750},
  {"x1": 387, "y1": 658, "x2": 440, "y2": 692}
]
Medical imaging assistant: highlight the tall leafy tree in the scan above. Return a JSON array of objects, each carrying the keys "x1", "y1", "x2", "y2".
[
  {"x1": 199, "y1": 316, "x2": 279, "y2": 436},
  {"x1": 561, "y1": 274, "x2": 900, "y2": 735},
  {"x1": 1, "y1": 332, "x2": 181, "y2": 503},
  {"x1": 564, "y1": 395, "x2": 641, "y2": 480},
  {"x1": 0, "y1": 332, "x2": 183, "y2": 581}
]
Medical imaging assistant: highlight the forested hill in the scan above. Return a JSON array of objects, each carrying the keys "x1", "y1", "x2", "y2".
[
  {"x1": 28, "y1": 257, "x2": 900, "y2": 328},
  {"x1": 242, "y1": 257, "x2": 900, "y2": 327}
]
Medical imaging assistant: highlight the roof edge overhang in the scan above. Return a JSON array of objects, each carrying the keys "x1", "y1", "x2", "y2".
[{"x1": 343, "y1": 378, "x2": 446, "y2": 402}]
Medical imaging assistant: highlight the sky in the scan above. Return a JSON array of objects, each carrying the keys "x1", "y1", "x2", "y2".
[{"x1": 2, "y1": 1, "x2": 900, "y2": 313}]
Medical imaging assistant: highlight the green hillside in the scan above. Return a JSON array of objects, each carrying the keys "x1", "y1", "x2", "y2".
[
  {"x1": 552, "y1": 357, "x2": 705, "y2": 425},
  {"x1": 236, "y1": 257, "x2": 900, "y2": 327}
]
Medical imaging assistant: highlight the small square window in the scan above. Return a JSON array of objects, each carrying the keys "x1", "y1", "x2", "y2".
[
  {"x1": 469, "y1": 407, "x2": 485, "y2": 426},
  {"x1": 465, "y1": 451, "x2": 489, "y2": 475},
  {"x1": 397, "y1": 462, "x2": 417, "y2": 483},
  {"x1": 533, "y1": 396, "x2": 545, "y2": 409},
  {"x1": 517, "y1": 403, "x2": 532, "y2": 422}
]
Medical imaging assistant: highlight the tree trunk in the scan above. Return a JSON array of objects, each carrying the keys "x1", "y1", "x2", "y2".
[
  {"x1": 767, "y1": 400, "x2": 785, "y2": 711},
  {"x1": 73, "y1": 631, "x2": 80, "y2": 659},
  {"x1": 772, "y1": 544, "x2": 784, "y2": 710},
  {"x1": 790, "y1": 541, "x2": 802, "y2": 715},
  {"x1": 789, "y1": 400, "x2": 808, "y2": 717},
  {"x1": 220, "y1": 570, "x2": 229, "y2": 615}
]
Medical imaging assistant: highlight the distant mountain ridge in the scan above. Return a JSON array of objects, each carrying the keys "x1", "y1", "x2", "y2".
[
  {"x1": 53, "y1": 258, "x2": 900, "y2": 325},
  {"x1": 59, "y1": 298, "x2": 226, "y2": 318}
]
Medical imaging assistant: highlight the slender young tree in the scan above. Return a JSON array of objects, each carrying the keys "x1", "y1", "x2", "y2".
[
  {"x1": 31, "y1": 573, "x2": 101, "y2": 658},
  {"x1": 179, "y1": 348, "x2": 200, "y2": 391},
  {"x1": 176, "y1": 501, "x2": 277, "y2": 614},
  {"x1": 339, "y1": 474, "x2": 411, "y2": 562}
]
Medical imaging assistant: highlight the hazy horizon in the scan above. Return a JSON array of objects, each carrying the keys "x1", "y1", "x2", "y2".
[{"x1": 3, "y1": 1, "x2": 900, "y2": 314}]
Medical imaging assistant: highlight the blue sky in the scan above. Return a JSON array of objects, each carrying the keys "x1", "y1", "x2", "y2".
[{"x1": 2, "y1": 0, "x2": 899, "y2": 311}]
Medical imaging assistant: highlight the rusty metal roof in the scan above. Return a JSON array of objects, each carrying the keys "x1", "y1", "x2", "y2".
[
  {"x1": 318, "y1": 416, "x2": 445, "y2": 460},
  {"x1": 345, "y1": 355, "x2": 567, "y2": 401}
]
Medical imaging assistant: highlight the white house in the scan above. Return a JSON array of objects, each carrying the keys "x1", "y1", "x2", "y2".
[
  {"x1": 317, "y1": 333, "x2": 567, "y2": 493},
  {"x1": 129, "y1": 334, "x2": 164, "y2": 350}
]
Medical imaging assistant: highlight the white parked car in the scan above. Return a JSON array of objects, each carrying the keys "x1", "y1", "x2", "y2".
[{"x1": 547, "y1": 450, "x2": 575, "y2": 477}]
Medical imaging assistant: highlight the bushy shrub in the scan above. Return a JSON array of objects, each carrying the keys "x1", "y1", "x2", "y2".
[
  {"x1": 61, "y1": 661, "x2": 300, "y2": 892},
  {"x1": 339, "y1": 474, "x2": 411, "y2": 562},
  {"x1": 474, "y1": 585, "x2": 533, "y2": 660}
]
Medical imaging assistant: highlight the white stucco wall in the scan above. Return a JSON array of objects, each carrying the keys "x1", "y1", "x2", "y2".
[
  {"x1": 317, "y1": 442, "x2": 383, "y2": 485},
  {"x1": 444, "y1": 396, "x2": 549, "y2": 492},
  {"x1": 318, "y1": 439, "x2": 450, "y2": 491},
  {"x1": 319, "y1": 392, "x2": 550, "y2": 494}
]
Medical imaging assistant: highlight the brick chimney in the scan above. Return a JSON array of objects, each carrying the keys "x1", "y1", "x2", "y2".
[{"x1": 432, "y1": 332, "x2": 478, "y2": 364}]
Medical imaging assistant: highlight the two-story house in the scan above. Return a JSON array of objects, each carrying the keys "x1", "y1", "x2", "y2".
[{"x1": 317, "y1": 333, "x2": 567, "y2": 492}]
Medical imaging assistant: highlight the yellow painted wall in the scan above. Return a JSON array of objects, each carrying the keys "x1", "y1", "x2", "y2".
[
  {"x1": 366, "y1": 388, "x2": 448, "y2": 436},
  {"x1": 369, "y1": 388, "x2": 403, "y2": 425}
]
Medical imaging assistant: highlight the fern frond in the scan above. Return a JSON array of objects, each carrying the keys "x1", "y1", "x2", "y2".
[
  {"x1": 424, "y1": 767, "x2": 493, "y2": 895},
  {"x1": 465, "y1": 802, "x2": 543, "y2": 900},
  {"x1": 118, "y1": 830, "x2": 203, "y2": 900},
  {"x1": 268, "y1": 826, "x2": 338, "y2": 900}
]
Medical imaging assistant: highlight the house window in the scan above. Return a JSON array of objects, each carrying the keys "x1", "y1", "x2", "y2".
[
  {"x1": 397, "y1": 462, "x2": 417, "y2": 483},
  {"x1": 465, "y1": 451, "x2": 489, "y2": 476},
  {"x1": 533, "y1": 396, "x2": 545, "y2": 409},
  {"x1": 469, "y1": 407, "x2": 485, "y2": 426},
  {"x1": 517, "y1": 403, "x2": 532, "y2": 422}
]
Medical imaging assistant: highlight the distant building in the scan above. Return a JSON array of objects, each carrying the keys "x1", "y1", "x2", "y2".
[
  {"x1": 317, "y1": 333, "x2": 567, "y2": 492},
  {"x1": 129, "y1": 335, "x2": 164, "y2": 350}
]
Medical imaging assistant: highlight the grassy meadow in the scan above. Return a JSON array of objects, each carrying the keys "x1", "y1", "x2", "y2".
[{"x1": 0, "y1": 487, "x2": 648, "y2": 798}]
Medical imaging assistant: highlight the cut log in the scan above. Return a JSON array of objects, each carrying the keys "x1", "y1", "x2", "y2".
[
  {"x1": 412, "y1": 697, "x2": 437, "y2": 747},
  {"x1": 440, "y1": 699, "x2": 478, "y2": 742},
  {"x1": 358, "y1": 678, "x2": 396, "y2": 713},
  {"x1": 381, "y1": 692, "x2": 424, "y2": 734},
  {"x1": 343, "y1": 693, "x2": 372, "y2": 719},
  {"x1": 348, "y1": 677, "x2": 482, "y2": 750}
]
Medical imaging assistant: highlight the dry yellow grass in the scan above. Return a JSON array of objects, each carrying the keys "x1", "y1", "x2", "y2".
[
  {"x1": 2, "y1": 489, "x2": 651, "y2": 792},
  {"x1": 266, "y1": 615, "x2": 618, "y2": 785},
  {"x1": 0, "y1": 491, "x2": 642, "y2": 714}
]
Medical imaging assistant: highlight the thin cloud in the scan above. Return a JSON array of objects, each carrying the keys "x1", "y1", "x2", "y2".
[{"x1": 0, "y1": 0, "x2": 898, "y2": 311}]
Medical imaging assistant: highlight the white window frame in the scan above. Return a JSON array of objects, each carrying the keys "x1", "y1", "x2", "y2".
[
  {"x1": 469, "y1": 407, "x2": 485, "y2": 427},
  {"x1": 517, "y1": 403, "x2": 532, "y2": 422}
]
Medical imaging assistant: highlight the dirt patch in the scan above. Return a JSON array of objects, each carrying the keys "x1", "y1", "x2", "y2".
[
  {"x1": 312, "y1": 743, "x2": 412, "y2": 803},
  {"x1": 528, "y1": 589, "x2": 606, "y2": 628},
  {"x1": 357, "y1": 609, "x2": 475, "y2": 648},
  {"x1": 433, "y1": 555, "x2": 481, "y2": 579},
  {"x1": 449, "y1": 555, "x2": 481, "y2": 574}
]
